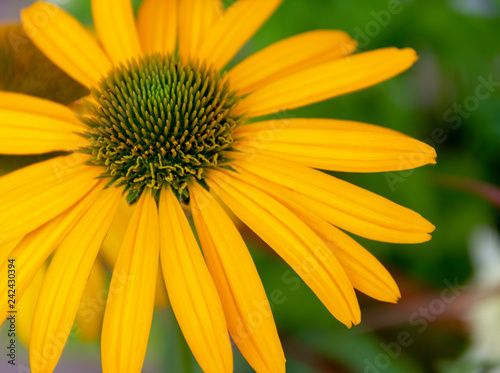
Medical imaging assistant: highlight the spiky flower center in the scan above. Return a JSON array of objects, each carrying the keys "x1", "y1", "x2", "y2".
[{"x1": 80, "y1": 54, "x2": 241, "y2": 203}]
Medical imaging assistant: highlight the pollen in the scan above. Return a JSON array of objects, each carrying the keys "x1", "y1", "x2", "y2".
[{"x1": 80, "y1": 54, "x2": 242, "y2": 203}]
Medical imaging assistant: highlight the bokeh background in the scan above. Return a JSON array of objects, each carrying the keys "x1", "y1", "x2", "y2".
[{"x1": 1, "y1": 0, "x2": 500, "y2": 372}]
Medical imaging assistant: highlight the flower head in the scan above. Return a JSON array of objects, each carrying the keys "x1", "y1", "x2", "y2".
[{"x1": 0, "y1": 1, "x2": 436, "y2": 372}]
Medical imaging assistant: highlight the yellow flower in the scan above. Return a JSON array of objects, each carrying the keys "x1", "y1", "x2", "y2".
[{"x1": 0, "y1": 1, "x2": 436, "y2": 372}]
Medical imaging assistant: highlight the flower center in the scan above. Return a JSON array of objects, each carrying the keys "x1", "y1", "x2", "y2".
[{"x1": 80, "y1": 54, "x2": 241, "y2": 203}]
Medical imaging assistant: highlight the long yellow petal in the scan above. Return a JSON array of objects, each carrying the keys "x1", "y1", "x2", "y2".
[
  {"x1": 228, "y1": 30, "x2": 357, "y2": 96},
  {"x1": 197, "y1": 0, "x2": 283, "y2": 69},
  {"x1": 101, "y1": 193, "x2": 159, "y2": 373},
  {"x1": 29, "y1": 187, "x2": 120, "y2": 373},
  {"x1": 0, "y1": 156, "x2": 102, "y2": 242},
  {"x1": 179, "y1": 0, "x2": 223, "y2": 61},
  {"x1": 234, "y1": 119, "x2": 436, "y2": 172},
  {"x1": 207, "y1": 171, "x2": 360, "y2": 326},
  {"x1": 75, "y1": 260, "x2": 108, "y2": 342},
  {"x1": 190, "y1": 182, "x2": 285, "y2": 373},
  {"x1": 159, "y1": 188, "x2": 232, "y2": 373},
  {"x1": 137, "y1": 0, "x2": 177, "y2": 54},
  {"x1": 0, "y1": 93, "x2": 86, "y2": 154},
  {"x1": 234, "y1": 47, "x2": 417, "y2": 118},
  {"x1": 17, "y1": 264, "x2": 47, "y2": 347},
  {"x1": 0, "y1": 92, "x2": 83, "y2": 125},
  {"x1": 0, "y1": 181, "x2": 105, "y2": 324},
  {"x1": 21, "y1": 1, "x2": 112, "y2": 87},
  {"x1": 92, "y1": 0, "x2": 142, "y2": 66},
  {"x1": 224, "y1": 171, "x2": 400, "y2": 303},
  {"x1": 229, "y1": 152, "x2": 434, "y2": 243}
]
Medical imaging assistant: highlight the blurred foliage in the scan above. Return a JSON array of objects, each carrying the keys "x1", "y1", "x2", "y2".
[{"x1": 1, "y1": 0, "x2": 500, "y2": 372}]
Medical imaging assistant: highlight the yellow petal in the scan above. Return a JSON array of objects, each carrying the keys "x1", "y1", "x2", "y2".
[
  {"x1": 0, "y1": 92, "x2": 83, "y2": 125},
  {"x1": 21, "y1": 1, "x2": 112, "y2": 87},
  {"x1": 30, "y1": 187, "x2": 120, "y2": 373},
  {"x1": 0, "y1": 180, "x2": 105, "y2": 325},
  {"x1": 75, "y1": 260, "x2": 108, "y2": 342},
  {"x1": 17, "y1": 264, "x2": 47, "y2": 347},
  {"x1": 234, "y1": 47, "x2": 418, "y2": 118},
  {"x1": 206, "y1": 171, "x2": 360, "y2": 327},
  {"x1": 159, "y1": 188, "x2": 232, "y2": 373},
  {"x1": 190, "y1": 182, "x2": 285, "y2": 373},
  {"x1": 228, "y1": 30, "x2": 357, "y2": 96},
  {"x1": 226, "y1": 171, "x2": 400, "y2": 303},
  {"x1": 0, "y1": 155, "x2": 102, "y2": 242},
  {"x1": 179, "y1": 0, "x2": 223, "y2": 61},
  {"x1": 234, "y1": 119, "x2": 436, "y2": 172},
  {"x1": 0, "y1": 92, "x2": 86, "y2": 155},
  {"x1": 137, "y1": 0, "x2": 177, "y2": 54},
  {"x1": 229, "y1": 152, "x2": 434, "y2": 243},
  {"x1": 101, "y1": 193, "x2": 159, "y2": 373},
  {"x1": 197, "y1": 0, "x2": 283, "y2": 69},
  {"x1": 92, "y1": 0, "x2": 142, "y2": 66}
]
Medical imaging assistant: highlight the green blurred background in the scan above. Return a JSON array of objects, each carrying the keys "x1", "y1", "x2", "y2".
[{"x1": 1, "y1": 0, "x2": 500, "y2": 372}]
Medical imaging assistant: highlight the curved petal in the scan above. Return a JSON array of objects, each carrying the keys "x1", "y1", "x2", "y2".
[
  {"x1": 198, "y1": 0, "x2": 283, "y2": 69},
  {"x1": 179, "y1": 0, "x2": 222, "y2": 61},
  {"x1": 159, "y1": 188, "x2": 232, "y2": 373},
  {"x1": 190, "y1": 182, "x2": 285, "y2": 373},
  {"x1": 225, "y1": 171, "x2": 400, "y2": 303},
  {"x1": 207, "y1": 170, "x2": 360, "y2": 326},
  {"x1": 0, "y1": 181, "x2": 105, "y2": 324},
  {"x1": 92, "y1": 0, "x2": 142, "y2": 66},
  {"x1": 234, "y1": 119, "x2": 436, "y2": 172},
  {"x1": 234, "y1": 47, "x2": 417, "y2": 118},
  {"x1": 137, "y1": 0, "x2": 177, "y2": 54},
  {"x1": 0, "y1": 156, "x2": 102, "y2": 242},
  {"x1": 29, "y1": 187, "x2": 121, "y2": 373},
  {"x1": 101, "y1": 193, "x2": 159, "y2": 373},
  {"x1": 228, "y1": 30, "x2": 357, "y2": 96},
  {"x1": 228, "y1": 152, "x2": 434, "y2": 243},
  {"x1": 0, "y1": 92, "x2": 86, "y2": 155},
  {"x1": 21, "y1": 1, "x2": 112, "y2": 87}
]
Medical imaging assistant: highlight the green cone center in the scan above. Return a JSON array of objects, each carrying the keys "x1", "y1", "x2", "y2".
[{"x1": 80, "y1": 54, "x2": 241, "y2": 203}]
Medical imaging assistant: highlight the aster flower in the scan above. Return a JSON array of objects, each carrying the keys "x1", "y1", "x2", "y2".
[{"x1": 0, "y1": 0, "x2": 436, "y2": 372}]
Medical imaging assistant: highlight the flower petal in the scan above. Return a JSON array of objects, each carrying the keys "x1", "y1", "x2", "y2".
[
  {"x1": 234, "y1": 47, "x2": 417, "y2": 118},
  {"x1": 137, "y1": 0, "x2": 177, "y2": 54},
  {"x1": 29, "y1": 187, "x2": 121, "y2": 373},
  {"x1": 207, "y1": 170, "x2": 360, "y2": 327},
  {"x1": 101, "y1": 193, "x2": 159, "y2": 373},
  {"x1": 0, "y1": 92, "x2": 86, "y2": 154},
  {"x1": 0, "y1": 156, "x2": 102, "y2": 242},
  {"x1": 198, "y1": 0, "x2": 283, "y2": 69},
  {"x1": 190, "y1": 182, "x2": 286, "y2": 373},
  {"x1": 0, "y1": 181, "x2": 105, "y2": 324},
  {"x1": 234, "y1": 119, "x2": 436, "y2": 172},
  {"x1": 21, "y1": 1, "x2": 112, "y2": 87},
  {"x1": 159, "y1": 188, "x2": 232, "y2": 373},
  {"x1": 92, "y1": 0, "x2": 142, "y2": 66},
  {"x1": 179, "y1": 0, "x2": 222, "y2": 61},
  {"x1": 226, "y1": 171, "x2": 400, "y2": 303},
  {"x1": 228, "y1": 30, "x2": 356, "y2": 96},
  {"x1": 228, "y1": 152, "x2": 434, "y2": 243}
]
